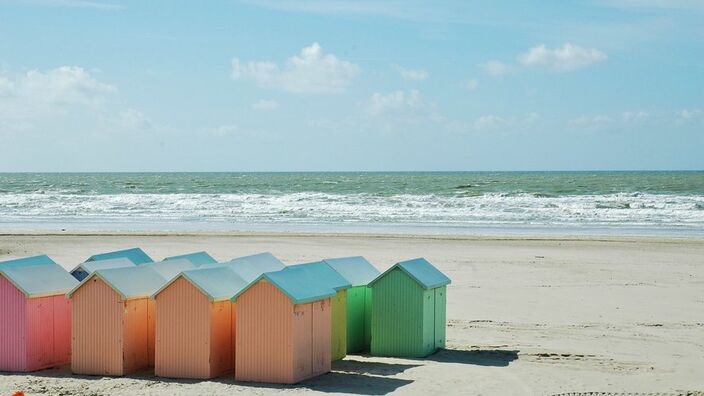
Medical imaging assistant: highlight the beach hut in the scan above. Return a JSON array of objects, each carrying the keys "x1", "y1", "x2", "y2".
[
  {"x1": 323, "y1": 256, "x2": 380, "y2": 353},
  {"x1": 369, "y1": 258, "x2": 451, "y2": 358},
  {"x1": 70, "y1": 257, "x2": 136, "y2": 281},
  {"x1": 152, "y1": 266, "x2": 248, "y2": 379},
  {"x1": 284, "y1": 262, "x2": 351, "y2": 361},
  {"x1": 67, "y1": 265, "x2": 166, "y2": 376},
  {"x1": 0, "y1": 256, "x2": 78, "y2": 372},
  {"x1": 231, "y1": 269, "x2": 335, "y2": 384},
  {"x1": 163, "y1": 251, "x2": 217, "y2": 266},
  {"x1": 85, "y1": 247, "x2": 153, "y2": 265}
]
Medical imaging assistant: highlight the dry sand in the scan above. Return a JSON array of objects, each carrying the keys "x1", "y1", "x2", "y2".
[{"x1": 0, "y1": 232, "x2": 703, "y2": 395}]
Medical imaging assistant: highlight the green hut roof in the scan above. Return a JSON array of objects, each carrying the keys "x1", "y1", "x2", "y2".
[
  {"x1": 0, "y1": 261, "x2": 78, "y2": 298},
  {"x1": 163, "y1": 251, "x2": 217, "y2": 266},
  {"x1": 370, "y1": 258, "x2": 451, "y2": 290},
  {"x1": 284, "y1": 261, "x2": 351, "y2": 291},
  {"x1": 323, "y1": 256, "x2": 380, "y2": 286},
  {"x1": 86, "y1": 247, "x2": 153, "y2": 265},
  {"x1": 68, "y1": 265, "x2": 166, "y2": 300},
  {"x1": 231, "y1": 269, "x2": 336, "y2": 305},
  {"x1": 154, "y1": 266, "x2": 249, "y2": 302},
  {"x1": 0, "y1": 254, "x2": 57, "y2": 267},
  {"x1": 71, "y1": 257, "x2": 136, "y2": 276}
]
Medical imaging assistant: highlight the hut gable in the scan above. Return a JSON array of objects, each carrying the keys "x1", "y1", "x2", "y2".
[
  {"x1": 323, "y1": 256, "x2": 380, "y2": 286},
  {"x1": 285, "y1": 262, "x2": 352, "y2": 291},
  {"x1": 163, "y1": 251, "x2": 217, "y2": 266},
  {"x1": 68, "y1": 266, "x2": 166, "y2": 300},
  {"x1": 370, "y1": 257, "x2": 451, "y2": 290},
  {"x1": 154, "y1": 266, "x2": 248, "y2": 301},
  {"x1": 0, "y1": 254, "x2": 57, "y2": 268},
  {"x1": 213, "y1": 252, "x2": 285, "y2": 282},
  {"x1": 85, "y1": 247, "x2": 153, "y2": 265},
  {"x1": 0, "y1": 261, "x2": 78, "y2": 298}
]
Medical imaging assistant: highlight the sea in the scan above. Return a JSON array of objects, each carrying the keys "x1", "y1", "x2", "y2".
[{"x1": 0, "y1": 171, "x2": 703, "y2": 236}]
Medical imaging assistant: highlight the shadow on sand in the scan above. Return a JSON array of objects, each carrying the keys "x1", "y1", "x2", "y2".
[{"x1": 425, "y1": 348, "x2": 520, "y2": 367}]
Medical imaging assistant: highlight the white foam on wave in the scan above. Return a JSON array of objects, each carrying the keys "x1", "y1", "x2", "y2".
[{"x1": 0, "y1": 192, "x2": 703, "y2": 229}]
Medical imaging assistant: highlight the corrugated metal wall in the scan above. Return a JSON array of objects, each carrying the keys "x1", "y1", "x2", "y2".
[
  {"x1": 147, "y1": 299, "x2": 155, "y2": 366},
  {"x1": 52, "y1": 295, "x2": 72, "y2": 367},
  {"x1": 235, "y1": 281, "x2": 294, "y2": 384},
  {"x1": 371, "y1": 268, "x2": 427, "y2": 357},
  {"x1": 122, "y1": 298, "x2": 151, "y2": 373},
  {"x1": 0, "y1": 276, "x2": 27, "y2": 371},
  {"x1": 71, "y1": 278, "x2": 124, "y2": 375},
  {"x1": 155, "y1": 278, "x2": 211, "y2": 379},
  {"x1": 434, "y1": 286, "x2": 447, "y2": 349},
  {"x1": 363, "y1": 287, "x2": 372, "y2": 350},
  {"x1": 209, "y1": 300, "x2": 233, "y2": 378},
  {"x1": 25, "y1": 295, "x2": 70, "y2": 371},
  {"x1": 330, "y1": 290, "x2": 347, "y2": 361},
  {"x1": 292, "y1": 303, "x2": 312, "y2": 382}
]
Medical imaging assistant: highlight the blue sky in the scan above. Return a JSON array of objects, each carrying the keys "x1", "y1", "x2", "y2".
[{"x1": 0, "y1": 0, "x2": 702, "y2": 171}]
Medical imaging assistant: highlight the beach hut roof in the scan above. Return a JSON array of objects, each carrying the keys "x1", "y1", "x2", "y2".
[
  {"x1": 163, "y1": 251, "x2": 217, "y2": 266},
  {"x1": 67, "y1": 265, "x2": 166, "y2": 300},
  {"x1": 147, "y1": 259, "x2": 198, "y2": 281},
  {"x1": 228, "y1": 252, "x2": 285, "y2": 272},
  {"x1": 0, "y1": 254, "x2": 57, "y2": 268},
  {"x1": 284, "y1": 261, "x2": 351, "y2": 291},
  {"x1": 154, "y1": 266, "x2": 249, "y2": 302},
  {"x1": 0, "y1": 261, "x2": 78, "y2": 298},
  {"x1": 369, "y1": 258, "x2": 451, "y2": 290},
  {"x1": 85, "y1": 247, "x2": 153, "y2": 265},
  {"x1": 213, "y1": 252, "x2": 285, "y2": 282},
  {"x1": 323, "y1": 256, "x2": 380, "y2": 286},
  {"x1": 231, "y1": 269, "x2": 336, "y2": 305},
  {"x1": 71, "y1": 257, "x2": 136, "y2": 275}
]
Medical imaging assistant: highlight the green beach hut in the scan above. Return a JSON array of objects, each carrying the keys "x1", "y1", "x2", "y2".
[
  {"x1": 369, "y1": 258, "x2": 451, "y2": 358},
  {"x1": 322, "y1": 256, "x2": 380, "y2": 353},
  {"x1": 284, "y1": 262, "x2": 351, "y2": 361}
]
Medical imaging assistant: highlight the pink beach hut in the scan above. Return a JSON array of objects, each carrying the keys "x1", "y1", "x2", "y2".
[{"x1": 0, "y1": 255, "x2": 78, "y2": 372}]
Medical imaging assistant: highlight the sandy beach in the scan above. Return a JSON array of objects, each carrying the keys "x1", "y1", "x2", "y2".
[{"x1": 0, "y1": 232, "x2": 702, "y2": 395}]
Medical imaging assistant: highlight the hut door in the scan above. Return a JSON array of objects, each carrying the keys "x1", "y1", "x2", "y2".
[
  {"x1": 433, "y1": 287, "x2": 446, "y2": 349},
  {"x1": 30, "y1": 297, "x2": 54, "y2": 367},
  {"x1": 311, "y1": 300, "x2": 331, "y2": 374}
]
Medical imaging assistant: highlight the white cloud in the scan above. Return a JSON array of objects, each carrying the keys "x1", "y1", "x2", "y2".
[
  {"x1": 0, "y1": 66, "x2": 115, "y2": 120},
  {"x1": 518, "y1": 43, "x2": 607, "y2": 72},
  {"x1": 569, "y1": 114, "x2": 613, "y2": 127},
  {"x1": 393, "y1": 65, "x2": 428, "y2": 81},
  {"x1": 473, "y1": 115, "x2": 505, "y2": 131},
  {"x1": 202, "y1": 124, "x2": 239, "y2": 137},
  {"x1": 252, "y1": 99, "x2": 280, "y2": 111},
  {"x1": 481, "y1": 60, "x2": 514, "y2": 76},
  {"x1": 465, "y1": 79, "x2": 479, "y2": 91},
  {"x1": 119, "y1": 109, "x2": 152, "y2": 129},
  {"x1": 368, "y1": 89, "x2": 422, "y2": 116},
  {"x1": 676, "y1": 108, "x2": 703, "y2": 122},
  {"x1": 231, "y1": 42, "x2": 360, "y2": 94},
  {"x1": 622, "y1": 110, "x2": 649, "y2": 122}
]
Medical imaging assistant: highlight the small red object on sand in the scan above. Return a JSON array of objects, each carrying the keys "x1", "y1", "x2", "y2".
[{"x1": 13, "y1": 391, "x2": 25, "y2": 396}]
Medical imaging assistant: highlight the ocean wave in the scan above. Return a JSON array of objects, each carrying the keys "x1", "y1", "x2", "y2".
[{"x1": 0, "y1": 192, "x2": 703, "y2": 228}]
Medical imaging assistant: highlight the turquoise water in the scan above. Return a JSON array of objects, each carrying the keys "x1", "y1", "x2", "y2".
[{"x1": 0, "y1": 172, "x2": 702, "y2": 235}]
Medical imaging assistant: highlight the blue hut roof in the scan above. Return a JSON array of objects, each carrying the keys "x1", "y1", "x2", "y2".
[
  {"x1": 68, "y1": 265, "x2": 166, "y2": 300},
  {"x1": 0, "y1": 254, "x2": 57, "y2": 268},
  {"x1": 323, "y1": 256, "x2": 380, "y2": 287},
  {"x1": 369, "y1": 258, "x2": 451, "y2": 290},
  {"x1": 208, "y1": 252, "x2": 285, "y2": 282},
  {"x1": 85, "y1": 247, "x2": 153, "y2": 265},
  {"x1": 147, "y1": 259, "x2": 198, "y2": 281},
  {"x1": 231, "y1": 269, "x2": 336, "y2": 305},
  {"x1": 163, "y1": 251, "x2": 217, "y2": 266},
  {"x1": 0, "y1": 261, "x2": 78, "y2": 298},
  {"x1": 71, "y1": 258, "x2": 136, "y2": 277},
  {"x1": 154, "y1": 266, "x2": 249, "y2": 302},
  {"x1": 284, "y1": 261, "x2": 351, "y2": 291}
]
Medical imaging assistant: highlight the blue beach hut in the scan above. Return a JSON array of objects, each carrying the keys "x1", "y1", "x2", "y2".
[
  {"x1": 85, "y1": 247, "x2": 153, "y2": 265},
  {"x1": 163, "y1": 251, "x2": 217, "y2": 266}
]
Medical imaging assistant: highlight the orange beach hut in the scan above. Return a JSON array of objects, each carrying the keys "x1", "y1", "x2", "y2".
[
  {"x1": 152, "y1": 266, "x2": 248, "y2": 379},
  {"x1": 231, "y1": 269, "x2": 336, "y2": 384},
  {"x1": 67, "y1": 265, "x2": 166, "y2": 376},
  {"x1": 0, "y1": 255, "x2": 77, "y2": 372}
]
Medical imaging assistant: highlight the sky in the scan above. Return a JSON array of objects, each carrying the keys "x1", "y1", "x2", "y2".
[{"x1": 0, "y1": 0, "x2": 702, "y2": 171}]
